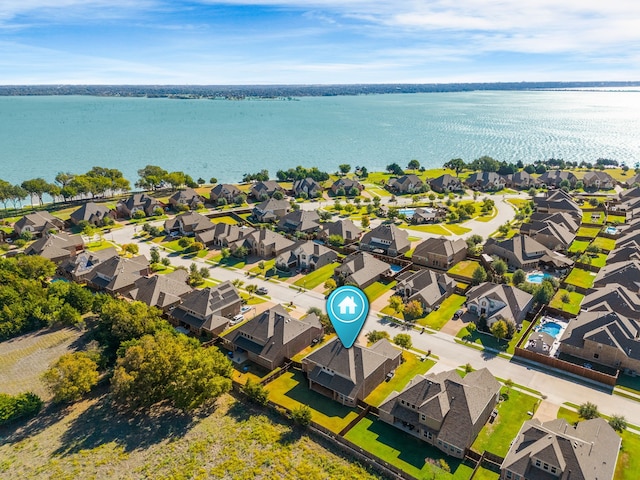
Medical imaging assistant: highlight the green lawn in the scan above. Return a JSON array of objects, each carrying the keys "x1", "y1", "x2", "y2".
[
  {"x1": 583, "y1": 253, "x2": 608, "y2": 268},
  {"x1": 362, "y1": 182, "x2": 392, "y2": 198},
  {"x1": 267, "y1": 370, "x2": 359, "y2": 434},
  {"x1": 607, "y1": 214, "x2": 627, "y2": 224},
  {"x1": 445, "y1": 224, "x2": 472, "y2": 235},
  {"x1": 211, "y1": 215, "x2": 239, "y2": 225},
  {"x1": 162, "y1": 239, "x2": 184, "y2": 251},
  {"x1": 568, "y1": 240, "x2": 591, "y2": 254},
  {"x1": 576, "y1": 226, "x2": 601, "y2": 238},
  {"x1": 591, "y1": 236, "x2": 616, "y2": 251},
  {"x1": 248, "y1": 258, "x2": 276, "y2": 276},
  {"x1": 474, "y1": 207, "x2": 498, "y2": 222},
  {"x1": 364, "y1": 352, "x2": 435, "y2": 407},
  {"x1": 290, "y1": 333, "x2": 337, "y2": 363},
  {"x1": 472, "y1": 468, "x2": 500, "y2": 480},
  {"x1": 344, "y1": 415, "x2": 474, "y2": 480},
  {"x1": 404, "y1": 224, "x2": 452, "y2": 235},
  {"x1": 364, "y1": 280, "x2": 397, "y2": 302},
  {"x1": 549, "y1": 289, "x2": 585, "y2": 315},
  {"x1": 455, "y1": 323, "x2": 529, "y2": 355},
  {"x1": 582, "y1": 211, "x2": 605, "y2": 224},
  {"x1": 210, "y1": 254, "x2": 247, "y2": 269},
  {"x1": 565, "y1": 268, "x2": 597, "y2": 290},
  {"x1": 293, "y1": 262, "x2": 340, "y2": 289},
  {"x1": 417, "y1": 294, "x2": 466, "y2": 329},
  {"x1": 507, "y1": 198, "x2": 531, "y2": 210},
  {"x1": 448, "y1": 260, "x2": 481, "y2": 280},
  {"x1": 472, "y1": 388, "x2": 539, "y2": 456}
]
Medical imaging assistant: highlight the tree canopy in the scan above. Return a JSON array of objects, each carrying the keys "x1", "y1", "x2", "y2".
[{"x1": 42, "y1": 352, "x2": 99, "y2": 403}]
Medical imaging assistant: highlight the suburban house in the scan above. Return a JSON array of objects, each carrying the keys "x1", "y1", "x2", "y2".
[
  {"x1": 503, "y1": 171, "x2": 537, "y2": 189},
  {"x1": 520, "y1": 212, "x2": 579, "y2": 251},
  {"x1": 168, "y1": 188, "x2": 205, "y2": 210},
  {"x1": 168, "y1": 281, "x2": 241, "y2": 336},
  {"x1": 533, "y1": 189, "x2": 582, "y2": 220},
  {"x1": 583, "y1": 171, "x2": 616, "y2": 190},
  {"x1": 277, "y1": 210, "x2": 321, "y2": 234},
  {"x1": 623, "y1": 173, "x2": 640, "y2": 188},
  {"x1": 195, "y1": 223, "x2": 255, "y2": 248},
  {"x1": 412, "y1": 237, "x2": 467, "y2": 270},
  {"x1": 127, "y1": 269, "x2": 192, "y2": 313},
  {"x1": 252, "y1": 198, "x2": 291, "y2": 223},
  {"x1": 330, "y1": 177, "x2": 363, "y2": 196},
  {"x1": 61, "y1": 247, "x2": 119, "y2": 282},
  {"x1": 318, "y1": 219, "x2": 363, "y2": 244},
  {"x1": 301, "y1": 338, "x2": 401, "y2": 406},
  {"x1": 378, "y1": 368, "x2": 501, "y2": 459},
  {"x1": 593, "y1": 260, "x2": 640, "y2": 293},
  {"x1": 611, "y1": 187, "x2": 640, "y2": 220},
  {"x1": 387, "y1": 174, "x2": 424, "y2": 194},
  {"x1": 581, "y1": 284, "x2": 640, "y2": 320},
  {"x1": 225, "y1": 305, "x2": 323, "y2": 370},
  {"x1": 234, "y1": 228, "x2": 296, "y2": 258},
  {"x1": 464, "y1": 172, "x2": 505, "y2": 191},
  {"x1": 607, "y1": 244, "x2": 640, "y2": 265},
  {"x1": 483, "y1": 234, "x2": 573, "y2": 271},
  {"x1": 559, "y1": 310, "x2": 640, "y2": 373},
  {"x1": 86, "y1": 254, "x2": 150, "y2": 295},
  {"x1": 466, "y1": 282, "x2": 534, "y2": 327},
  {"x1": 429, "y1": 174, "x2": 463, "y2": 193},
  {"x1": 210, "y1": 183, "x2": 242, "y2": 204},
  {"x1": 275, "y1": 241, "x2": 337, "y2": 272},
  {"x1": 25, "y1": 232, "x2": 84, "y2": 263},
  {"x1": 335, "y1": 251, "x2": 392, "y2": 289},
  {"x1": 411, "y1": 207, "x2": 445, "y2": 224},
  {"x1": 14, "y1": 211, "x2": 64, "y2": 237},
  {"x1": 292, "y1": 177, "x2": 323, "y2": 198},
  {"x1": 537, "y1": 170, "x2": 578, "y2": 188},
  {"x1": 250, "y1": 180, "x2": 284, "y2": 200},
  {"x1": 395, "y1": 269, "x2": 456, "y2": 309},
  {"x1": 69, "y1": 202, "x2": 115, "y2": 226},
  {"x1": 116, "y1": 193, "x2": 162, "y2": 218},
  {"x1": 360, "y1": 223, "x2": 410, "y2": 257},
  {"x1": 500, "y1": 418, "x2": 620, "y2": 480},
  {"x1": 164, "y1": 211, "x2": 214, "y2": 236}
]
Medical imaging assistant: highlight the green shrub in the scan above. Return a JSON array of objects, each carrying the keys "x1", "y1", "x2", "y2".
[{"x1": 0, "y1": 392, "x2": 43, "y2": 426}]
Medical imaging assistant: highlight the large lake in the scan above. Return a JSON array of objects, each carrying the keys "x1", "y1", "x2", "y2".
[{"x1": 1, "y1": 90, "x2": 639, "y2": 185}]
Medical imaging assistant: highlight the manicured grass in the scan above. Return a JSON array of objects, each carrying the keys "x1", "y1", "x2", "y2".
[
  {"x1": 210, "y1": 254, "x2": 247, "y2": 269},
  {"x1": 472, "y1": 467, "x2": 500, "y2": 480},
  {"x1": 291, "y1": 333, "x2": 337, "y2": 363},
  {"x1": 268, "y1": 370, "x2": 359, "y2": 434},
  {"x1": 248, "y1": 258, "x2": 276, "y2": 276},
  {"x1": 344, "y1": 415, "x2": 474, "y2": 480},
  {"x1": 211, "y1": 215, "x2": 239, "y2": 225},
  {"x1": 456, "y1": 323, "x2": 527, "y2": 355},
  {"x1": 162, "y1": 239, "x2": 184, "y2": 251},
  {"x1": 407, "y1": 235, "x2": 421, "y2": 242},
  {"x1": 404, "y1": 223, "x2": 452, "y2": 235},
  {"x1": 472, "y1": 388, "x2": 539, "y2": 456},
  {"x1": 445, "y1": 224, "x2": 472, "y2": 235},
  {"x1": 448, "y1": 260, "x2": 481, "y2": 280},
  {"x1": 362, "y1": 183, "x2": 392, "y2": 198},
  {"x1": 576, "y1": 226, "x2": 601, "y2": 238},
  {"x1": 417, "y1": 294, "x2": 466, "y2": 329},
  {"x1": 474, "y1": 207, "x2": 498, "y2": 222},
  {"x1": 364, "y1": 280, "x2": 397, "y2": 302},
  {"x1": 86, "y1": 240, "x2": 118, "y2": 252},
  {"x1": 364, "y1": 352, "x2": 436, "y2": 407},
  {"x1": 293, "y1": 262, "x2": 340, "y2": 289},
  {"x1": 582, "y1": 211, "x2": 605, "y2": 224},
  {"x1": 591, "y1": 236, "x2": 616, "y2": 251},
  {"x1": 583, "y1": 253, "x2": 608, "y2": 268},
  {"x1": 405, "y1": 247, "x2": 415, "y2": 258},
  {"x1": 568, "y1": 240, "x2": 591, "y2": 254},
  {"x1": 507, "y1": 198, "x2": 531, "y2": 210},
  {"x1": 549, "y1": 289, "x2": 585, "y2": 315},
  {"x1": 565, "y1": 268, "x2": 597, "y2": 290},
  {"x1": 607, "y1": 214, "x2": 627, "y2": 224}
]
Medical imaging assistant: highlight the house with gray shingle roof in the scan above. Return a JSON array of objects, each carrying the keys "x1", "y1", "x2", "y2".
[
  {"x1": 252, "y1": 198, "x2": 290, "y2": 223},
  {"x1": 275, "y1": 241, "x2": 337, "y2": 272},
  {"x1": 593, "y1": 260, "x2": 640, "y2": 293},
  {"x1": 225, "y1": 304, "x2": 323, "y2": 370},
  {"x1": 169, "y1": 188, "x2": 205, "y2": 210},
  {"x1": 69, "y1": 202, "x2": 115, "y2": 226},
  {"x1": 128, "y1": 269, "x2": 192, "y2": 313},
  {"x1": 464, "y1": 172, "x2": 506, "y2": 191},
  {"x1": 61, "y1": 247, "x2": 119, "y2": 282},
  {"x1": 395, "y1": 269, "x2": 456, "y2": 310},
  {"x1": 533, "y1": 189, "x2": 582, "y2": 221},
  {"x1": 559, "y1": 310, "x2": 640, "y2": 373},
  {"x1": 164, "y1": 211, "x2": 214, "y2": 236},
  {"x1": 466, "y1": 282, "x2": 534, "y2": 328},
  {"x1": 318, "y1": 219, "x2": 363, "y2": 244},
  {"x1": 520, "y1": 212, "x2": 579, "y2": 252},
  {"x1": 484, "y1": 234, "x2": 573, "y2": 271},
  {"x1": 582, "y1": 284, "x2": 640, "y2": 321},
  {"x1": 623, "y1": 173, "x2": 640, "y2": 188},
  {"x1": 233, "y1": 228, "x2": 296, "y2": 259},
  {"x1": 334, "y1": 251, "x2": 391, "y2": 289},
  {"x1": 292, "y1": 177, "x2": 323, "y2": 198},
  {"x1": 379, "y1": 368, "x2": 501, "y2": 459},
  {"x1": 537, "y1": 170, "x2": 578, "y2": 188},
  {"x1": 412, "y1": 237, "x2": 467, "y2": 270},
  {"x1": 430, "y1": 174, "x2": 463, "y2": 193},
  {"x1": 330, "y1": 178, "x2": 363, "y2": 196},
  {"x1": 360, "y1": 223, "x2": 410, "y2": 257},
  {"x1": 250, "y1": 181, "x2": 284, "y2": 200},
  {"x1": 500, "y1": 417, "x2": 620, "y2": 480},
  {"x1": 277, "y1": 210, "x2": 321, "y2": 234},
  {"x1": 169, "y1": 281, "x2": 241, "y2": 336},
  {"x1": 606, "y1": 244, "x2": 640, "y2": 265},
  {"x1": 210, "y1": 183, "x2": 242, "y2": 204},
  {"x1": 87, "y1": 254, "x2": 150, "y2": 295},
  {"x1": 583, "y1": 170, "x2": 615, "y2": 190},
  {"x1": 25, "y1": 232, "x2": 84, "y2": 263},
  {"x1": 14, "y1": 211, "x2": 64, "y2": 237},
  {"x1": 195, "y1": 223, "x2": 255, "y2": 248},
  {"x1": 388, "y1": 174, "x2": 424, "y2": 194},
  {"x1": 302, "y1": 338, "x2": 401, "y2": 406},
  {"x1": 117, "y1": 193, "x2": 162, "y2": 218},
  {"x1": 503, "y1": 171, "x2": 538, "y2": 189}
]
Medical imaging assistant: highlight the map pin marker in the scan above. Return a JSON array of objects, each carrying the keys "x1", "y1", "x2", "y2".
[{"x1": 326, "y1": 285, "x2": 369, "y2": 348}]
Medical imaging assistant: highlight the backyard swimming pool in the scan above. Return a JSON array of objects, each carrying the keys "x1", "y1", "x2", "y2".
[
  {"x1": 536, "y1": 321, "x2": 564, "y2": 338},
  {"x1": 390, "y1": 264, "x2": 403, "y2": 273},
  {"x1": 605, "y1": 226, "x2": 618, "y2": 235},
  {"x1": 526, "y1": 272, "x2": 552, "y2": 284},
  {"x1": 398, "y1": 208, "x2": 415, "y2": 216}
]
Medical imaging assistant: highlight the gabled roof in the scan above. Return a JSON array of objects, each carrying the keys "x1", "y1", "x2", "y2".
[
  {"x1": 533, "y1": 189, "x2": 581, "y2": 217},
  {"x1": 128, "y1": 269, "x2": 192, "y2": 309},
  {"x1": 505, "y1": 171, "x2": 537, "y2": 186},
  {"x1": 252, "y1": 181, "x2": 283, "y2": 196},
  {"x1": 396, "y1": 269, "x2": 456, "y2": 307},
  {"x1": 120, "y1": 193, "x2": 160, "y2": 211},
  {"x1": 538, "y1": 170, "x2": 578, "y2": 185},
  {"x1": 25, "y1": 232, "x2": 84, "y2": 260},
  {"x1": 293, "y1": 177, "x2": 322, "y2": 194},
  {"x1": 331, "y1": 177, "x2": 362, "y2": 191},
  {"x1": 528, "y1": 211, "x2": 580, "y2": 234},
  {"x1": 583, "y1": 170, "x2": 615, "y2": 184},
  {"x1": 413, "y1": 236, "x2": 467, "y2": 259},
  {"x1": 466, "y1": 283, "x2": 534, "y2": 323},
  {"x1": 389, "y1": 174, "x2": 423, "y2": 190},
  {"x1": 240, "y1": 228, "x2": 296, "y2": 253},
  {"x1": 169, "y1": 188, "x2": 203, "y2": 204},
  {"x1": 320, "y1": 219, "x2": 363, "y2": 239},
  {"x1": 277, "y1": 210, "x2": 321, "y2": 232},
  {"x1": 464, "y1": 171, "x2": 504, "y2": 187},
  {"x1": 70, "y1": 202, "x2": 112, "y2": 223},
  {"x1": 622, "y1": 175, "x2": 640, "y2": 188},
  {"x1": 89, "y1": 254, "x2": 149, "y2": 292},
  {"x1": 210, "y1": 183, "x2": 241, "y2": 198},
  {"x1": 305, "y1": 338, "x2": 401, "y2": 398},
  {"x1": 166, "y1": 211, "x2": 213, "y2": 233},
  {"x1": 429, "y1": 174, "x2": 462, "y2": 189},
  {"x1": 14, "y1": 211, "x2": 63, "y2": 231},
  {"x1": 606, "y1": 244, "x2": 640, "y2": 265},
  {"x1": 335, "y1": 251, "x2": 391, "y2": 287},
  {"x1": 485, "y1": 234, "x2": 548, "y2": 262},
  {"x1": 62, "y1": 247, "x2": 118, "y2": 277},
  {"x1": 582, "y1": 284, "x2": 640, "y2": 320},
  {"x1": 277, "y1": 241, "x2": 337, "y2": 267},
  {"x1": 361, "y1": 223, "x2": 410, "y2": 254},
  {"x1": 594, "y1": 260, "x2": 640, "y2": 292},
  {"x1": 254, "y1": 198, "x2": 290, "y2": 213},
  {"x1": 170, "y1": 281, "x2": 240, "y2": 332},
  {"x1": 501, "y1": 417, "x2": 620, "y2": 480}
]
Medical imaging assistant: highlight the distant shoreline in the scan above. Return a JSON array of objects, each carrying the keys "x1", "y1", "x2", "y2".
[{"x1": 1, "y1": 82, "x2": 640, "y2": 99}]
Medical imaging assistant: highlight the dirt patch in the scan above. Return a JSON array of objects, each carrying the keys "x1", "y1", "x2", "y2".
[{"x1": 533, "y1": 400, "x2": 559, "y2": 422}]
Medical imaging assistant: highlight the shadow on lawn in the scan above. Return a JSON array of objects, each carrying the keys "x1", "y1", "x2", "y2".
[{"x1": 283, "y1": 373, "x2": 355, "y2": 421}]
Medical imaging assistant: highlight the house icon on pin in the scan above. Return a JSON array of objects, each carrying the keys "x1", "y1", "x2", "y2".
[{"x1": 338, "y1": 296, "x2": 358, "y2": 315}]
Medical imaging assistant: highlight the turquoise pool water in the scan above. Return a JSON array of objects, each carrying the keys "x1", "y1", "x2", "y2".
[
  {"x1": 605, "y1": 226, "x2": 618, "y2": 234},
  {"x1": 526, "y1": 272, "x2": 552, "y2": 284},
  {"x1": 536, "y1": 321, "x2": 564, "y2": 338},
  {"x1": 390, "y1": 264, "x2": 403, "y2": 273},
  {"x1": 398, "y1": 208, "x2": 415, "y2": 216}
]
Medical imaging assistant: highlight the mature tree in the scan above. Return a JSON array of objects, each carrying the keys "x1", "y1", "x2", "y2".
[
  {"x1": 111, "y1": 331, "x2": 233, "y2": 411},
  {"x1": 493, "y1": 259, "x2": 508, "y2": 276},
  {"x1": 490, "y1": 320, "x2": 508, "y2": 340},
  {"x1": 54, "y1": 172, "x2": 75, "y2": 188},
  {"x1": 407, "y1": 159, "x2": 420, "y2": 171},
  {"x1": 291, "y1": 405, "x2": 312, "y2": 426},
  {"x1": 361, "y1": 215, "x2": 370, "y2": 229},
  {"x1": 150, "y1": 247, "x2": 161, "y2": 265},
  {"x1": 323, "y1": 278, "x2": 337, "y2": 291},
  {"x1": 393, "y1": 333, "x2": 412, "y2": 350},
  {"x1": 578, "y1": 401, "x2": 600, "y2": 420},
  {"x1": 243, "y1": 379, "x2": 269, "y2": 406},
  {"x1": 404, "y1": 300, "x2": 424, "y2": 320},
  {"x1": 327, "y1": 234, "x2": 344, "y2": 247},
  {"x1": 466, "y1": 234, "x2": 483, "y2": 247},
  {"x1": 338, "y1": 164, "x2": 351, "y2": 175},
  {"x1": 608, "y1": 414, "x2": 627, "y2": 432},
  {"x1": 137, "y1": 165, "x2": 168, "y2": 190},
  {"x1": 122, "y1": 243, "x2": 139, "y2": 255},
  {"x1": 366, "y1": 330, "x2": 390, "y2": 344},
  {"x1": 246, "y1": 284, "x2": 258, "y2": 297},
  {"x1": 386, "y1": 163, "x2": 404, "y2": 175},
  {"x1": 472, "y1": 266, "x2": 487, "y2": 285},
  {"x1": 472, "y1": 156, "x2": 500, "y2": 173},
  {"x1": 444, "y1": 158, "x2": 466, "y2": 176},
  {"x1": 388, "y1": 295, "x2": 404, "y2": 314},
  {"x1": 15, "y1": 255, "x2": 56, "y2": 280},
  {"x1": 164, "y1": 171, "x2": 187, "y2": 190},
  {"x1": 42, "y1": 352, "x2": 99, "y2": 403},
  {"x1": 21, "y1": 178, "x2": 51, "y2": 206},
  {"x1": 535, "y1": 280, "x2": 555, "y2": 304},
  {"x1": 0, "y1": 392, "x2": 43, "y2": 426},
  {"x1": 512, "y1": 269, "x2": 526, "y2": 285}
]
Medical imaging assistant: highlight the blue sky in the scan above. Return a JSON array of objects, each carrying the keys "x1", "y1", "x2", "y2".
[{"x1": 1, "y1": 0, "x2": 639, "y2": 84}]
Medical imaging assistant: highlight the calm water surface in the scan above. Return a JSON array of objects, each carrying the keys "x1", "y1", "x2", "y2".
[{"x1": 1, "y1": 91, "x2": 639, "y2": 184}]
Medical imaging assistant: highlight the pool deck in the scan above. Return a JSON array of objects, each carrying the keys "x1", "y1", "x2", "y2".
[{"x1": 527, "y1": 316, "x2": 568, "y2": 357}]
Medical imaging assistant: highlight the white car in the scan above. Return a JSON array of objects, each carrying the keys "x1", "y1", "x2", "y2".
[{"x1": 231, "y1": 314, "x2": 244, "y2": 324}]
